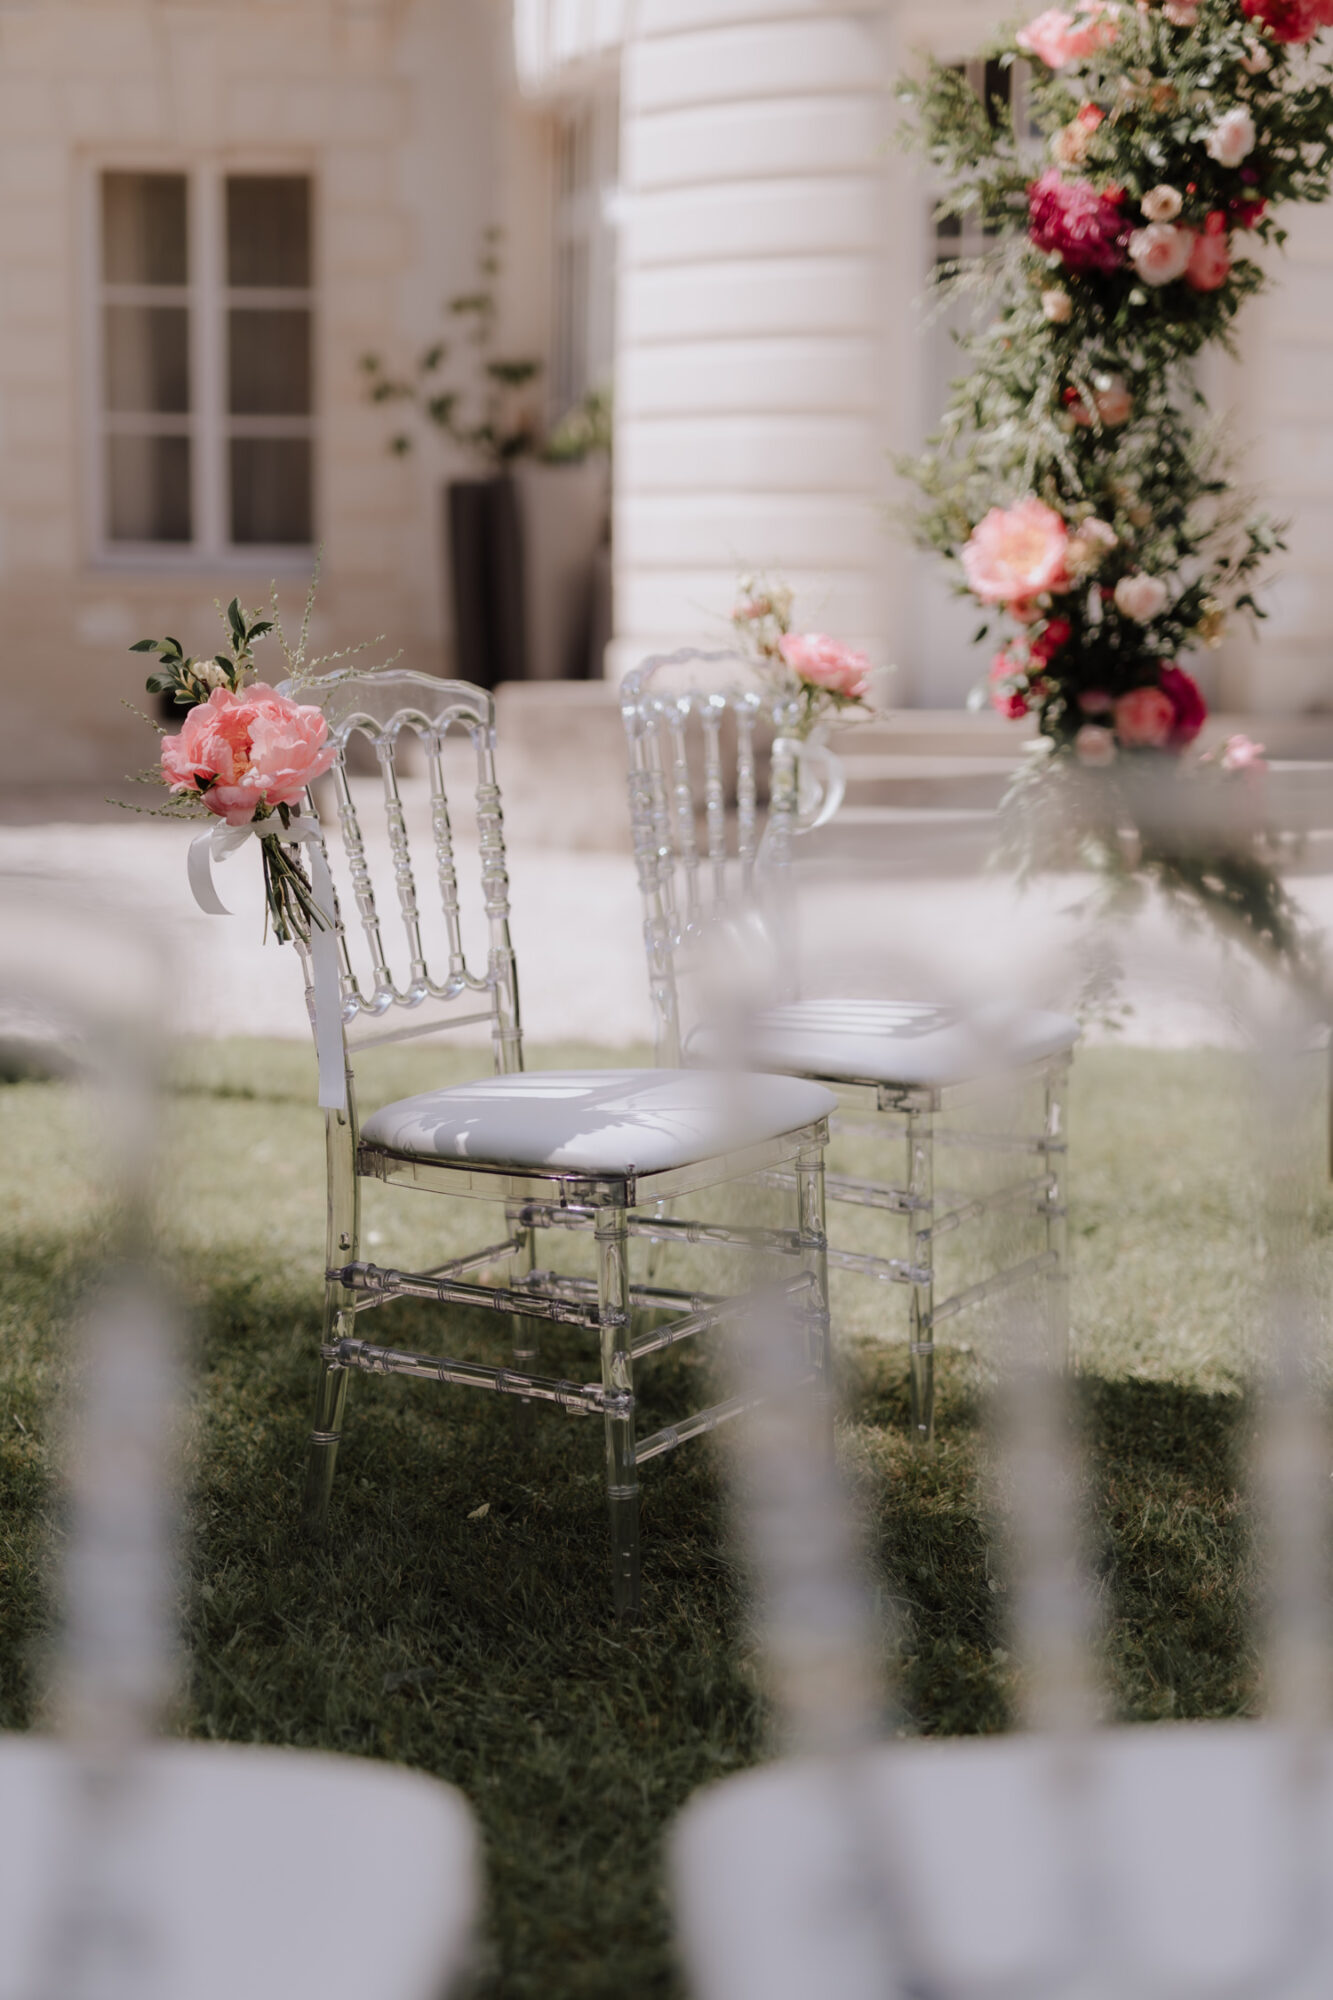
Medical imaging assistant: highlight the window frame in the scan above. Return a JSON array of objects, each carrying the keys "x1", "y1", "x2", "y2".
[{"x1": 83, "y1": 156, "x2": 319, "y2": 572}]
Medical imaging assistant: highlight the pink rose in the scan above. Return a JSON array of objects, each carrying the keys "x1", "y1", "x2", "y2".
[
  {"x1": 1128, "y1": 222, "x2": 1196, "y2": 286},
  {"x1": 1220, "y1": 733, "x2": 1267, "y2": 772},
  {"x1": 1205, "y1": 107, "x2": 1257, "y2": 168},
  {"x1": 1141, "y1": 185, "x2": 1183, "y2": 223},
  {"x1": 1079, "y1": 689, "x2": 1114, "y2": 714},
  {"x1": 962, "y1": 497, "x2": 1070, "y2": 605},
  {"x1": 1028, "y1": 169, "x2": 1127, "y2": 274},
  {"x1": 1186, "y1": 231, "x2": 1232, "y2": 291},
  {"x1": 777, "y1": 632, "x2": 872, "y2": 701},
  {"x1": 1113, "y1": 573, "x2": 1169, "y2": 621},
  {"x1": 1070, "y1": 374, "x2": 1133, "y2": 427},
  {"x1": 1114, "y1": 684, "x2": 1175, "y2": 748},
  {"x1": 1159, "y1": 663, "x2": 1207, "y2": 746},
  {"x1": 1163, "y1": 0, "x2": 1199, "y2": 21},
  {"x1": 1017, "y1": 1, "x2": 1119, "y2": 67},
  {"x1": 160, "y1": 685, "x2": 337, "y2": 826}
]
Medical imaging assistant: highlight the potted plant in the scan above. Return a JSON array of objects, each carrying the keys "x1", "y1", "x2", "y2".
[{"x1": 360, "y1": 228, "x2": 610, "y2": 686}]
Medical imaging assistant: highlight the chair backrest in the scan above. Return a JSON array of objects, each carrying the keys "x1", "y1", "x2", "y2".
[
  {"x1": 290, "y1": 668, "x2": 522, "y2": 1081},
  {"x1": 620, "y1": 648, "x2": 837, "y2": 1065}
]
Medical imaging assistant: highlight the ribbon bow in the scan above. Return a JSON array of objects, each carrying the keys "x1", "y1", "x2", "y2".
[{"x1": 187, "y1": 815, "x2": 346, "y2": 1112}]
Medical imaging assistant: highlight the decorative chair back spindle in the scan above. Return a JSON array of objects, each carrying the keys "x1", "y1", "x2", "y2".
[
  {"x1": 622, "y1": 649, "x2": 842, "y2": 1067},
  {"x1": 287, "y1": 669, "x2": 522, "y2": 1076}
]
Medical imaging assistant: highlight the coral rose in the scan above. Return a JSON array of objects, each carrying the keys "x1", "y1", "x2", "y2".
[
  {"x1": 1186, "y1": 231, "x2": 1232, "y2": 291},
  {"x1": 1017, "y1": 1, "x2": 1119, "y2": 67},
  {"x1": 1028, "y1": 169, "x2": 1127, "y2": 274},
  {"x1": 1114, "y1": 684, "x2": 1175, "y2": 748},
  {"x1": 1205, "y1": 108, "x2": 1257, "y2": 168},
  {"x1": 962, "y1": 497, "x2": 1070, "y2": 605},
  {"x1": 777, "y1": 632, "x2": 873, "y2": 701},
  {"x1": 160, "y1": 685, "x2": 337, "y2": 827},
  {"x1": 1128, "y1": 222, "x2": 1195, "y2": 285},
  {"x1": 1160, "y1": 663, "x2": 1207, "y2": 746},
  {"x1": 1114, "y1": 573, "x2": 1170, "y2": 621}
]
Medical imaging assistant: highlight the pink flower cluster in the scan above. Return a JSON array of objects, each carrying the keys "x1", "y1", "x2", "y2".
[
  {"x1": 161, "y1": 685, "x2": 337, "y2": 826},
  {"x1": 1017, "y1": 1, "x2": 1119, "y2": 68},
  {"x1": 777, "y1": 632, "x2": 873, "y2": 702},
  {"x1": 1077, "y1": 665, "x2": 1207, "y2": 754},
  {"x1": 1242, "y1": 0, "x2": 1333, "y2": 41},
  {"x1": 1028, "y1": 169, "x2": 1127, "y2": 275}
]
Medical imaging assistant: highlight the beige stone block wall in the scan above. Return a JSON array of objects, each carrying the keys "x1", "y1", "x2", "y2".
[{"x1": 0, "y1": 0, "x2": 555, "y2": 798}]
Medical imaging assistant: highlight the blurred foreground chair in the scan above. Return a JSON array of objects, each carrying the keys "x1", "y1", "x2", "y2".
[
  {"x1": 670, "y1": 956, "x2": 1331, "y2": 2000},
  {"x1": 272, "y1": 670, "x2": 834, "y2": 1620},
  {"x1": 620, "y1": 649, "x2": 1079, "y2": 1442},
  {"x1": 0, "y1": 877, "x2": 479, "y2": 2000}
]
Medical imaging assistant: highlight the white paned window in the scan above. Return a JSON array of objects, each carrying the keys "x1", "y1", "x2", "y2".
[
  {"x1": 551, "y1": 94, "x2": 618, "y2": 416},
  {"x1": 93, "y1": 168, "x2": 315, "y2": 561}
]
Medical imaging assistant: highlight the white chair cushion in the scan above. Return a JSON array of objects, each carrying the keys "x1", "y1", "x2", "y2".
[
  {"x1": 672, "y1": 1723, "x2": 1317, "y2": 2000},
  {"x1": 360, "y1": 1068, "x2": 837, "y2": 1177},
  {"x1": 0, "y1": 1735, "x2": 476, "y2": 2000},
  {"x1": 689, "y1": 999, "x2": 1079, "y2": 1090}
]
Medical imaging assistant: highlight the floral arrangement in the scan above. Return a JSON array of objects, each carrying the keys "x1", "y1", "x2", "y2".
[
  {"x1": 129, "y1": 583, "x2": 342, "y2": 945},
  {"x1": 899, "y1": 0, "x2": 1333, "y2": 973},
  {"x1": 730, "y1": 576, "x2": 876, "y2": 739}
]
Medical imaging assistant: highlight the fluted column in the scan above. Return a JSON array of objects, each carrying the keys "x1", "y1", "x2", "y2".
[{"x1": 610, "y1": 0, "x2": 899, "y2": 678}]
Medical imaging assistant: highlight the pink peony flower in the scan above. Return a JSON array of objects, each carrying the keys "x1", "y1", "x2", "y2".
[
  {"x1": 1186, "y1": 231, "x2": 1232, "y2": 290},
  {"x1": 1074, "y1": 723, "x2": 1117, "y2": 764},
  {"x1": 1128, "y1": 221, "x2": 1196, "y2": 285},
  {"x1": 1114, "y1": 684, "x2": 1175, "y2": 748},
  {"x1": 1205, "y1": 107, "x2": 1257, "y2": 168},
  {"x1": 1220, "y1": 732, "x2": 1267, "y2": 772},
  {"x1": 962, "y1": 497, "x2": 1070, "y2": 605},
  {"x1": 1028, "y1": 169, "x2": 1127, "y2": 273},
  {"x1": 1017, "y1": 1, "x2": 1119, "y2": 68},
  {"x1": 1241, "y1": 0, "x2": 1321, "y2": 39},
  {"x1": 160, "y1": 685, "x2": 337, "y2": 827},
  {"x1": 1160, "y1": 663, "x2": 1207, "y2": 746},
  {"x1": 777, "y1": 632, "x2": 873, "y2": 701}
]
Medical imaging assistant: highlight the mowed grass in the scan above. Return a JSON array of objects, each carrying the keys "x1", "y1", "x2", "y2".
[{"x1": 1, "y1": 1040, "x2": 1330, "y2": 1995}]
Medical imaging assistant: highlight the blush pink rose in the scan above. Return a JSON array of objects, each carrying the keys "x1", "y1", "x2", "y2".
[
  {"x1": 1017, "y1": 1, "x2": 1119, "y2": 67},
  {"x1": 1114, "y1": 684, "x2": 1175, "y2": 748},
  {"x1": 1220, "y1": 733, "x2": 1267, "y2": 772},
  {"x1": 1186, "y1": 231, "x2": 1232, "y2": 291},
  {"x1": 777, "y1": 632, "x2": 872, "y2": 701},
  {"x1": 160, "y1": 685, "x2": 337, "y2": 826},
  {"x1": 962, "y1": 497, "x2": 1070, "y2": 605},
  {"x1": 1128, "y1": 222, "x2": 1196, "y2": 286},
  {"x1": 1160, "y1": 663, "x2": 1207, "y2": 746}
]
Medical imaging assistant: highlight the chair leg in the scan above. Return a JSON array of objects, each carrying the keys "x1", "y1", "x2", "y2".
[
  {"x1": 596, "y1": 1204, "x2": 640, "y2": 1621},
  {"x1": 304, "y1": 1097, "x2": 359, "y2": 1537},
  {"x1": 907, "y1": 1106, "x2": 936, "y2": 1445},
  {"x1": 510, "y1": 1220, "x2": 538, "y2": 1433},
  {"x1": 795, "y1": 1141, "x2": 832, "y2": 1422},
  {"x1": 1043, "y1": 1062, "x2": 1071, "y2": 1370}
]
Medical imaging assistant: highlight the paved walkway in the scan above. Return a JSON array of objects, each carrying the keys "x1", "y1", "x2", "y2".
[{"x1": 3, "y1": 784, "x2": 1328, "y2": 1052}]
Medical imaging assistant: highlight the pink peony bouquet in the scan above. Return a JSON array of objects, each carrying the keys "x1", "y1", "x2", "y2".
[
  {"x1": 132, "y1": 589, "x2": 341, "y2": 945},
  {"x1": 731, "y1": 574, "x2": 876, "y2": 737}
]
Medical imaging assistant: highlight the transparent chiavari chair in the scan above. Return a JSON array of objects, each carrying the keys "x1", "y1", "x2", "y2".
[
  {"x1": 273, "y1": 668, "x2": 834, "y2": 1622},
  {"x1": 620, "y1": 648, "x2": 1080, "y2": 1444},
  {"x1": 0, "y1": 876, "x2": 479, "y2": 2000},
  {"x1": 668, "y1": 792, "x2": 1333, "y2": 2000}
]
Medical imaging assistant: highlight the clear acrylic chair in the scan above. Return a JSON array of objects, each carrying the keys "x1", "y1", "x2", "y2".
[
  {"x1": 274, "y1": 668, "x2": 834, "y2": 1621},
  {"x1": 620, "y1": 648, "x2": 1079, "y2": 1443},
  {"x1": 0, "y1": 874, "x2": 480, "y2": 2000}
]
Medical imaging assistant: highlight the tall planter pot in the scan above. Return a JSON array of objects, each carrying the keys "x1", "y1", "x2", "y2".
[
  {"x1": 511, "y1": 457, "x2": 611, "y2": 681},
  {"x1": 444, "y1": 474, "x2": 526, "y2": 690}
]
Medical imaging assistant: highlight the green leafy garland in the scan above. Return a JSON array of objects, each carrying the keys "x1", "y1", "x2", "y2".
[{"x1": 899, "y1": 0, "x2": 1333, "y2": 985}]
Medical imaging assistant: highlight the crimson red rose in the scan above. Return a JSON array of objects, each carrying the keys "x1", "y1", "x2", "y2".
[
  {"x1": 1241, "y1": 0, "x2": 1321, "y2": 41},
  {"x1": 1030, "y1": 616, "x2": 1073, "y2": 661},
  {"x1": 1159, "y1": 663, "x2": 1208, "y2": 747},
  {"x1": 1028, "y1": 169, "x2": 1127, "y2": 275}
]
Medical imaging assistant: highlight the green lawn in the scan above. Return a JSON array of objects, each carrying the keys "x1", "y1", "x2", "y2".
[{"x1": 0, "y1": 1041, "x2": 1327, "y2": 1995}]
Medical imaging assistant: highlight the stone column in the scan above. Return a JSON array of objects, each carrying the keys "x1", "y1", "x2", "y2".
[{"x1": 610, "y1": 0, "x2": 900, "y2": 680}]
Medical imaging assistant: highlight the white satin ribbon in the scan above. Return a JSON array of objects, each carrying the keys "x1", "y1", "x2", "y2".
[{"x1": 188, "y1": 814, "x2": 346, "y2": 1112}]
